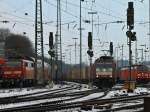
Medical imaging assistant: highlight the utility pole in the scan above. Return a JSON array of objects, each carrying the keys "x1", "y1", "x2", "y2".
[
  {"x1": 121, "y1": 45, "x2": 124, "y2": 67},
  {"x1": 79, "y1": 0, "x2": 84, "y2": 83},
  {"x1": 72, "y1": 38, "x2": 78, "y2": 65},
  {"x1": 135, "y1": 40, "x2": 138, "y2": 64},
  {"x1": 115, "y1": 46, "x2": 120, "y2": 83},
  {"x1": 140, "y1": 44, "x2": 146, "y2": 63},
  {"x1": 68, "y1": 45, "x2": 73, "y2": 65},
  {"x1": 149, "y1": 0, "x2": 150, "y2": 64},
  {"x1": 55, "y1": 0, "x2": 62, "y2": 83},
  {"x1": 138, "y1": 49, "x2": 144, "y2": 64},
  {"x1": 35, "y1": 0, "x2": 44, "y2": 85},
  {"x1": 88, "y1": 11, "x2": 97, "y2": 41},
  {"x1": 68, "y1": 45, "x2": 73, "y2": 81}
]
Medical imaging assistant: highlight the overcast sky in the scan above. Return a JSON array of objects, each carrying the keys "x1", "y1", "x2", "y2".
[{"x1": 0, "y1": 0, "x2": 149, "y2": 64}]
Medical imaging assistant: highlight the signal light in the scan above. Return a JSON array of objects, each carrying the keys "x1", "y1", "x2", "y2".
[
  {"x1": 131, "y1": 32, "x2": 136, "y2": 41},
  {"x1": 88, "y1": 32, "x2": 92, "y2": 49},
  {"x1": 126, "y1": 31, "x2": 136, "y2": 41},
  {"x1": 109, "y1": 42, "x2": 113, "y2": 56},
  {"x1": 49, "y1": 32, "x2": 53, "y2": 49},
  {"x1": 127, "y1": 2, "x2": 134, "y2": 29},
  {"x1": 48, "y1": 50, "x2": 55, "y2": 57},
  {"x1": 87, "y1": 50, "x2": 93, "y2": 57}
]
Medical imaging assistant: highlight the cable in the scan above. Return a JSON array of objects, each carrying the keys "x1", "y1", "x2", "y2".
[{"x1": 59, "y1": 0, "x2": 124, "y2": 19}]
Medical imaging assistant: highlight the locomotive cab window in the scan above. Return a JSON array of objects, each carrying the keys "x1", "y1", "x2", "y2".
[{"x1": 31, "y1": 63, "x2": 34, "y2": 68}]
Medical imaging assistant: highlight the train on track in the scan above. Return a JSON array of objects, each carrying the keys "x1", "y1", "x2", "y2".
[
  {"x1": 119, "y1": 64, "x2": 150, "y2": 83},
  {"x1": 93, "y1": 56, "x2": 116, "y2": 88},
  {"x1": 64, "y1": 55, "x2": 150, "y2": 88},
  {"x1": 0, "y1": 57, "x2": 50, "y2": 87},
  {"x1": 0, "y1": 55, "x2": 149, "y2": 88}
]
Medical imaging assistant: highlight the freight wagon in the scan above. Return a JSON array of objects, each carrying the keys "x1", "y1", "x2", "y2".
[{"x1": 120, "y1": 64, "x2": 150, "y2": 83}]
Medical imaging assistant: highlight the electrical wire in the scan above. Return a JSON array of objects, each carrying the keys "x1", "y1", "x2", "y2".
[{"x1": 59, "y1": 0, "x2": 124, "y2": 19}]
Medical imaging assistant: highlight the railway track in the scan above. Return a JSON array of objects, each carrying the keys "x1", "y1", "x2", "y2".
[
  {"x1": 0, "y1": 87, "x2": 146, "y2": 112},
  {"x1": 0, "y1": 88, "x2": 101, "y2": 105},
  {"x1": 0, "y1": 90, "x2": 106, "y2": 112},
  {"x1": 97, "y1": 103, "x2": 143, "y2": 112},
  {"x1": 5, "y1": 93, "x2": 147, "y2": 112},
  {"x1": 0, "y1": 84, "x2": 82, "y2": 104},
  {"x1": 0, "y1": 88, "x2": 107, "y2": 112}
]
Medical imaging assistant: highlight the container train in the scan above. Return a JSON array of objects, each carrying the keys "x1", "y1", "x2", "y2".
[{"x1": 0, "y1": 57, "x2": 50, "y2": 87}]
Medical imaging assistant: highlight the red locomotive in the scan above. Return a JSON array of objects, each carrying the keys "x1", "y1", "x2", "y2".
[
  {"x1": 93, "y1": 56, "x2": 116, "y2": 88},
  {"x1": 0, "y1": 58, "x2": 50, "y2": 87},
  {"x1": 120, "y1": 64, "x2": 150, "y2": 83}
]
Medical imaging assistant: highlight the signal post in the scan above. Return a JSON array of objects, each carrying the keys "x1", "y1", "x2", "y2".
[
  {"x1": 87, "y1": 32, "x2": 94, "y2": 88},
  {"x1": 126, "y1": 2, "x2": 136, "y2": 92},
  {"x1": 48, "y1": 32, "x2": 55, "y2": 86}
]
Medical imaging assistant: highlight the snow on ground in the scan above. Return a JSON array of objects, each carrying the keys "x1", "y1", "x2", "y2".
[
  {"x1": 0, "y1": 84, "x2": 69, "y2": 98},
  {"x1": 0, "y1": 96, "x2": 73, "y2": 109},
  {"x1": 70, "y1": 92, "x2": 104, "y2": 102},
  {"x1": 0, "y1": 83, "x2": 97, "y2": 110},
  {"x1": 0, "y1": 82, "x2": 149, "y2": 111},
  {"x1": 103, "y1": 87, "x2": 150, "y2": 99}
]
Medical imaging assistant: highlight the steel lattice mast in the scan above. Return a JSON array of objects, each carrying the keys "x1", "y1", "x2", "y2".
[
  {"x1": 35, "y1": 0, "x2": 44, "y2": 84},
  {"x1": 55, "y1": 0, "x2": 62, "y2": 82}
]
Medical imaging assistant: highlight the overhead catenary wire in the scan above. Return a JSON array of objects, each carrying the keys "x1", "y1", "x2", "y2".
[{"x1": 57, "y1": 0, "x2": 124, "y2": 20}]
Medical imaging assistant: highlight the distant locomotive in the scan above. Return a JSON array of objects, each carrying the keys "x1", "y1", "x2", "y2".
[
  {"x1": 120, "y1": 64, "x2": 150, "y2": 83},
  {"x1": 0, "y1": 57, "x2": 50, "y2": 87},
  {"x1": 93, "y1": 56, "x2": 116, "y2": 88}
]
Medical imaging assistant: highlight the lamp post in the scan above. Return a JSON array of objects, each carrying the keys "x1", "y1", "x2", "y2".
[
  {"x1": 149, "y1": 0, "x2": 150, "y2": 64},
  {"x1": 138, "y1": 49, "x2": 144, "y2": 64},
  {"x1": 140, "y1": 44, "x2": 147, "y2": 62},
  {"x1": 68, "y1": 45, "x2": 73, "y2": 65},
  {"x1": 79, "y1": 0, "x2": 84, "y2": 83},
  {"x1": 88, "y1": 11, "x2": 97, "y2": 40},
  {"x1": 115, "y1": 46, "x2": 120, "y2": 83}
]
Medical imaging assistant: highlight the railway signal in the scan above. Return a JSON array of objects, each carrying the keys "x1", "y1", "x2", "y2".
[
  {"x1": 87, "y1": 32, "x2": 94, "y2": 88},
  {"x1": 87, "y1": 32, "x2": 93, "y2": 57},
  {"x1": 127, "y1": 2, "x2": 134, "y2": 30},
  {"x1": 126, "y1": 31, "x2": 136, "y2": 41},
  {"x1": 49, "y1": 32, "x2": 54, "y2": 49},
  {"x1": 48, "y1": 32, "x2": 55, "y2": 57},
  {"x1": 48, "y1": 32, "x2": 55, "y2": 85},
  {"x1": 87, "y1": 50, "x2": 93, "y2": 57},
  {"x1": 48, "y1": 50, "x2": 55, "y2": 57},
  {"x1": 88, "y1": 32, "x2": 92, "y2": 49},
  {"x1": 126, "y1": 2, "x2": 136, "y2": 92},
  {"x1": 109, "y1": 42, "x2": 113, "y2": 56}
]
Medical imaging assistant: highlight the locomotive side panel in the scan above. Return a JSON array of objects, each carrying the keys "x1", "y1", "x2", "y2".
[
  {"x1": 120, "y1": 65, "x2": 150, "y2": 83},
  {"x1": 23, "y1": 60, "x2": 34, "y2": 80}
]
